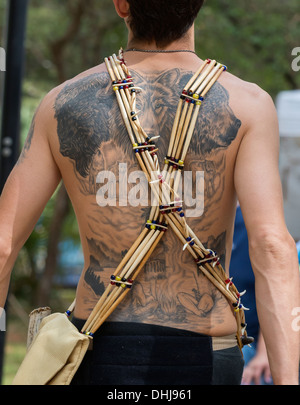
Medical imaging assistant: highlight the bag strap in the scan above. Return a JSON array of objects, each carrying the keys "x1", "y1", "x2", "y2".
[{"x1": 81, "y1": 50, "x2": 250, "y2": 350}]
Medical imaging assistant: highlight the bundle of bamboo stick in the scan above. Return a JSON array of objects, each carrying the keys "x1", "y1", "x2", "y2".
[{"x1": 81, "y1": 49, "x2": 250, "y2": 350}]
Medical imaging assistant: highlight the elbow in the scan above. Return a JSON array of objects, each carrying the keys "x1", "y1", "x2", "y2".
[
  {"x1": 248, "y1": 227, "x2": 297, "y2": 274},
  {"x1": 0, "y1": 238, "x2": 12, "y2": 263},
  {"x1": 249, "y1": 227, "x2": 295, "y2": 253}
]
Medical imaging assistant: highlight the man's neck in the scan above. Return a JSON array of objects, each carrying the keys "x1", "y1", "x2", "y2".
[
  {"x1": 126, "y1": 27, "x2": 195, "y2": 53},
  {"x1": 122, "y1": 26, "x2": 201, "y2": 73}
]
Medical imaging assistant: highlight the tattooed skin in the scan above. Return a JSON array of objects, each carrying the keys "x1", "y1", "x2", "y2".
[
  {"x1": 17, "y1": 108, "x2": 39, "y2": 165},
  {"x1": 54, "y1": 66, "x2": 241, "y2": 334}
]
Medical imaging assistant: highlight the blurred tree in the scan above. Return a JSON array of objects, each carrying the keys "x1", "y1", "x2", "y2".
[
  {"x1": 196, "y1": 0, "x2": 300, "y2": 96},
  {"x1": 23, "y1": 0, "x2": 126, "y2": 86}
]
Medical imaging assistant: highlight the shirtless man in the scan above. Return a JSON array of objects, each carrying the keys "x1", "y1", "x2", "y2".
[{"x1": 0, "y1": 0, "x2": 299, "y2": 385}]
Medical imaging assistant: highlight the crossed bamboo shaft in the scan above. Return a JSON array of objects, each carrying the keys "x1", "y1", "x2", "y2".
[{"x1": 81, "y1": 50, "x2": 248, "y2": 349}]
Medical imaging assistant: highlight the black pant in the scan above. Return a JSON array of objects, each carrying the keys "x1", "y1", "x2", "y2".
[{"x1": 71, "y1": 319, "x2": 244, "y2": 385}]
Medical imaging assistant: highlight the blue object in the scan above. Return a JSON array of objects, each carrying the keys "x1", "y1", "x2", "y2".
[{"x1": 229, "y1": 206, "x2": 259, "y2": 343}]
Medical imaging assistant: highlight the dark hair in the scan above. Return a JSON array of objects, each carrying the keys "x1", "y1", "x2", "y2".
[{"x1": 127, "y1": 0, "x2": 204, "y2": 47}]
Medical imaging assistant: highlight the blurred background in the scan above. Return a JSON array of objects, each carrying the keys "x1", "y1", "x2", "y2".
[{"x1": 0, "y1": 0, "x2": 299, "y2": 385}]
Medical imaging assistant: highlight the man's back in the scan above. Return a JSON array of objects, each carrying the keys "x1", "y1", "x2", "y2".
[
  {"x1": 1, "y1": 0, "x2": 299, "y2": 383},
  {"x1": 47, "y1": 52, "x2": 258, "y2": 336}
]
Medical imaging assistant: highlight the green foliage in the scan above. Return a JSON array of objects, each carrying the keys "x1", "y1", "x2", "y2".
[
  {"x1": 23, "y1": 0, "x2": 126, "y2": 85},
  {"x1": 195, "y1": 0, "x2": 300, "y2": 96}
]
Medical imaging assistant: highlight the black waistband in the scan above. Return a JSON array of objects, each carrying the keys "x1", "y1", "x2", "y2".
[{"x1": 72, "y1": 316, "x2": 209, "y2": 338}]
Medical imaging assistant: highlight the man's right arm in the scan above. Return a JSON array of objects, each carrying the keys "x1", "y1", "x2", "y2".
[
  {"x1": 234, "y1": 86, "x2": 300, "y2": 385},
  {"x1": 0, "y1": 93, "x2": 61, "y2": 308}
]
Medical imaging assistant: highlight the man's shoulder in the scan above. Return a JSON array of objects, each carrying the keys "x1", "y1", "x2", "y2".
[
  {"x1": 46, "y1": 62, "x2": 109, "y2": 104},
  {"x1": 34, "y1": 62, "x2": 110, "y2": 134},
  {"x1": 224, "y1": 70, "x2": 274, "y2": 110},
  {"x1": 220, "y1": 70, "x2": 276, "y2": 129},
  {"x1": 224, "y1": 70, "x2": 271, "y2": 102}
]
